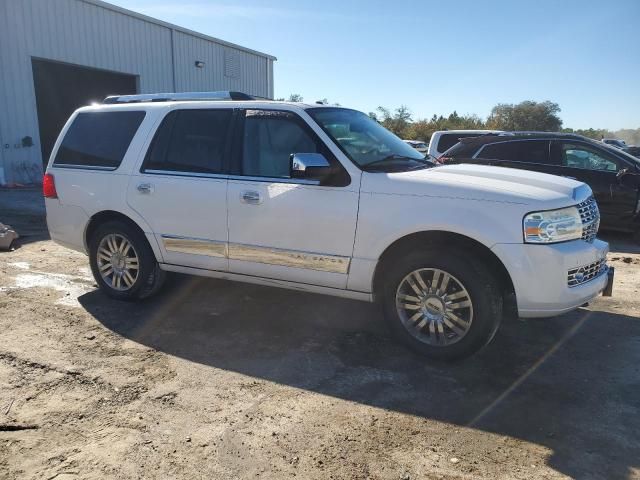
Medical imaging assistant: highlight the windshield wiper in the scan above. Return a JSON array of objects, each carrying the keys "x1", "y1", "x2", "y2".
[{"x1": 362, "y1": 154, "x2": 429, "y2": 171}]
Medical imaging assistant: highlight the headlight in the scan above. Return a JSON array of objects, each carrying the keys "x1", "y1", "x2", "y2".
[{"x1": 523, "y1": 206, "x2": 582, "y2": 243}]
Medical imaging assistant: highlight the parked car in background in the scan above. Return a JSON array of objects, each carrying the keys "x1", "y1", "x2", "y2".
[
  {"x1": 403, "y1": 139, "x2": 428, "y2": 154},
  {"x1": 602, "y1": 138, "x2": 627, "y2": 149},
  {"x1": 441, "y1": 133, "x2": 640, "y2": 241},
  {"x1": 44, "y1": 94, "x2": 613, "y2": 360},
  {"x1": 623, "y1": 146, "x2": 640, "y2": 159},
  {"x1": 428, "y1": 130, "x2": 502, "y2": 158}
]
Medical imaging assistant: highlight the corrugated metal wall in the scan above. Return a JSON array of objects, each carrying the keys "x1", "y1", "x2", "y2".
[{"x1": 0, "y1": 0, "x2": 275, "y2": 185}]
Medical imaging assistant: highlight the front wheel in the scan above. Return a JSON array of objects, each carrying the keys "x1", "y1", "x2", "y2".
[
  {"x1": 382, "y1": 249, "x2": 503, "y2": 360},
  {"x1": 89, "y1": 220, "x2": 165, "y2": 301}
]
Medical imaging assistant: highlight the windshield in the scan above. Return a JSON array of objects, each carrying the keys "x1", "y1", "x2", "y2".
[{"x1": 307, "y1": 108, "x2": 430, "y2": 171}]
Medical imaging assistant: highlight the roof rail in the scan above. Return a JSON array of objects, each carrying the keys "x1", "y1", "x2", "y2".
[
  {"x1": 499, "y1": 131, "x2": 575, "y2": 136},
  {"x1": 103, "y1": 91, "x2": 257, "y2": 104}
]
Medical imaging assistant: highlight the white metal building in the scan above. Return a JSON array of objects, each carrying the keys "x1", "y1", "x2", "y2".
[{"x1": 0, "y1": 0, "x2": 276, "y2": 186}]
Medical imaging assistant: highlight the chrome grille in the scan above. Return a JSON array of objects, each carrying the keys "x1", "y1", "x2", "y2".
[
  {"x1": 567, "y1": 258, "x2": 607, "y2": 287},
  {"x1": 577, "y1": 196, "x2": 599, "y2": 243}
]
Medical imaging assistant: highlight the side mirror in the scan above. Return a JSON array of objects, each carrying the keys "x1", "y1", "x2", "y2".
[
  {"x1": 290, "y1": 153, "x2": 332, "y2": 182},
  {"x1": 617, "y1": 169, "x2": 640, "y2": 189}
]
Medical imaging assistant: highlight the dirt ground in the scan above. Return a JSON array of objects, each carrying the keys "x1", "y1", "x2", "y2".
[{"x1": 1, "y1": 189, "x2": 639, "y2": 480}]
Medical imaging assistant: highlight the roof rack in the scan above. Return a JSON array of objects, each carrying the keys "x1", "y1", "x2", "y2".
[
  {"x1": 103, "y1": 91, "x2": 258, "y2": 104},
  {"x1": 497, "y1": 131, "x2": 582, "y2": 137}
]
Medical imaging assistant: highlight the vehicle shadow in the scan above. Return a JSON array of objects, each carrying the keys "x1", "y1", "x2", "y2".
[{"x1": 80, "y1": 274, "x2": 640, "y2": 479}]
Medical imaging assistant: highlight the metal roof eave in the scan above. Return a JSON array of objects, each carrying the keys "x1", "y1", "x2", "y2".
[{"x1": 80, "y1": 0, "x2": 277, "y2": 61}]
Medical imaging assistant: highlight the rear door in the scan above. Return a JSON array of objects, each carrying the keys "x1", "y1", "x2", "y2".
[
  {"x1": 550, "y1": 140, "x2": 638, "y2": 230},
  {"x1": 126, "y1": 107, "x2": 234, "y2": 270}
]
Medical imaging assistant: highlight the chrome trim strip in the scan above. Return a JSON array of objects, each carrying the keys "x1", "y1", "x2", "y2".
[
  {"x1": 227, "y1": 174, "x2": 320, "y2": 185},
  {"x1": 140, "y1": 170, "x2": 320, "y2": 185},
  {"x1": 162, "y1": 235, "x2": 227, "y2": 257},
  {"x1": 228, "y1": 243, "x2": 350, "y2": 274},
  {"x1": 161, "y1": 236, "x2": 350, "y2": 273},
  {"x1": 144, "y1": 169, "x2": 228, "y2": 179},
  {"x1": 52, "y1": 164, "x2": 117, "y2": 171}
]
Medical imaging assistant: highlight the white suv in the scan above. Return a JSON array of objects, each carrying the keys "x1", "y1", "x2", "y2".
[{"x1": 44, "y1": 92, "x2": 613, "y2": 359}]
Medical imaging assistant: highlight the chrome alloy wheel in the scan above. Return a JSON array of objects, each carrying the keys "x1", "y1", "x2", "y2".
[
  {"x1": 395, "y1": 268, "x2": 473, "y2": 346},
  {"x1": 96, "y1": 234, "x2": 139, "y2": 291}
]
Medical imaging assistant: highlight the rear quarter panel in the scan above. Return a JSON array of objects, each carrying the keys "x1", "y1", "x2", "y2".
[{"x1": 44, "y1": 106, "x2": 165, "y2": 257}]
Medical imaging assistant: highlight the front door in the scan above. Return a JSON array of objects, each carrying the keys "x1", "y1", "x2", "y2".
[
  {"x1": 127, "y1": 107, "x2": 234, "y2": 270},
  {"x1": 226, "y1": 109, "x2": 360, "y2": 288},
  {"x1": 551, "y1": 141, "x2": 638, "y2": 230}
]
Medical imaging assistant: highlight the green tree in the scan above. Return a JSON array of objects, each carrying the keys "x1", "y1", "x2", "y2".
[
  {"x1": 276, "y1": 94, "x2": 304, "y2": 102},
  {"x1": 376, "y1": 105, "x2": 412, "y2": 137},
  {"x1": 404, "y1": 112, "x2": 485, "y2": 142},
  {"x1": 562, "y1": 127, "x2": 612, "y2": 140},
  {"x1": 614, "y1": 128, "x2": 640, "y2": 145},
  {"x1": 486, "y1": 100, "x2": 562, "y2": 131}
]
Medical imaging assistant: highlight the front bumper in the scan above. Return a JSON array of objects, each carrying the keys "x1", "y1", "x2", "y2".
[{"x1": 492, "y1": 239, "x2": 610, "y2": 318}]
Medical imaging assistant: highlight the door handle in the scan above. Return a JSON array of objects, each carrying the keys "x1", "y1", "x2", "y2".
[
  {"x1": 137, "y1": 183, "x2": 153, "y2": 194},
  {"x1": 240, "y1": 190, "x2": 262, "y2": 205}
]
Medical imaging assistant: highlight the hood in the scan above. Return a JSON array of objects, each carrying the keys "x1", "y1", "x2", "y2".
[{"x1": 362, "y1": 164, "x2": 591, "y2": 208}]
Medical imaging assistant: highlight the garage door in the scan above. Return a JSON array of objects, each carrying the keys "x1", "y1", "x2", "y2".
[{"x1": 32, "y1": 59, "x2": 138, "y2": 167}]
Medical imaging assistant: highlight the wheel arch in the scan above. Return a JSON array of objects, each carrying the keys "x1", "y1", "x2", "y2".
[
  {"x1": 84, "y1": 210, "x2": 163, "y2": 262},
  {"x1": 372, "y1": 230, "x2": 516, "y2": 314}
]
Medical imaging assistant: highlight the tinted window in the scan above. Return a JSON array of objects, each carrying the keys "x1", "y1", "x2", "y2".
[
  {"x1": 54, "y1": 111, "x2": 145, "y2": 168},
  {"x1": 144, "y1": 109, "x2": 232, "y2": 174},
  {"x1": 437, "y1": 133, "x2": 482, "y2": 153},
  {"x1": 477, "y1": 140, "x2": 550, "y2": 164},
  {"x1": 242, "y1": 110, "x2": 319, "y2": 178},
  {"x1": 561, "y1": 143, "x2": 620, "y2": 172}
]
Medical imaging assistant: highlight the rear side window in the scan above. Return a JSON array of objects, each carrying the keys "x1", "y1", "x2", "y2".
[
  {"x1": 54, "y1": 111, "x2": 145, "y2": 168},
  {"x1": 143, "y1": 109, "x2": 232, "y2": 174},
  {"x1": 477, "y1": 140, "x2": 550, "y2": 164}
]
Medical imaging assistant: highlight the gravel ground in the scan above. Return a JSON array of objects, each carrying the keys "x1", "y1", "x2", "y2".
[{"x1": 1, "y1": 189, "x2": 639, "y2": 480}]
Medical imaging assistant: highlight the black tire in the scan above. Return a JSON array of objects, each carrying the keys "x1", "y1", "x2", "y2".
[
  {"x1": 88, "y1": 220, "x2": 165, "y2": 301},
  {"x1": 633, "y1": 229, "x2": 640, "y2": 245},
  {"x1": 381, "y1": 248, "x2": 503, "y2": 361}
]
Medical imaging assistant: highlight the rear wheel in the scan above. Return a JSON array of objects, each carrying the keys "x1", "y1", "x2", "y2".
[
  {"x1": 382, "y1": 249, "x2": 503, "y2": 360},
  {"x1": 89, "y1": 220, "x2": 165, "y2": 300}
]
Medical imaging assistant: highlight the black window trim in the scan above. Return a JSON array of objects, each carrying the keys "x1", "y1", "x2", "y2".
[
  {"x1": 472, "y1": 138, "x2": 554, "y2": 165},
  {"x1": 139, "y1": 108, "x2": 237, "y2": 178},
  {"x1": 230, "y1": 108, "x2": 351, "y2": 187},
  {"x1": 52, "y1": 110, "x2": 147, "y2": 171}
]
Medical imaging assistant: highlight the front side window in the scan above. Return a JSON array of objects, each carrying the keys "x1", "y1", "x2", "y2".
[
  {"x1": 561, "y1": 143, "x2": 620, "y2": 172},
  {"x1": 241, "y1": 110, "x2": 319, "y2": 178},
  {"x1": 307, "y1": 108, "x2": 429, "y2": 172},
  {"x1": 477, "y1": 140, "x2": 550, "y2": 164},
  {"x1": 54, "y1": 111, "x2": 145, "y2": 168},
  {"x1": 144, "y1": 109, "x2": 232, "y2": 174}
]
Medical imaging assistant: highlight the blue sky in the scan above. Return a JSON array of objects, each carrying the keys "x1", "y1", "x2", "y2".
[{"x1": 110, "y1": 0, "x2": 639, "y2": 130}]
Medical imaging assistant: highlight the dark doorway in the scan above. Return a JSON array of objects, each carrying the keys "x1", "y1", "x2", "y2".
[{"x1": 32, "y1": 59, "x2": 137, "y2": 167}]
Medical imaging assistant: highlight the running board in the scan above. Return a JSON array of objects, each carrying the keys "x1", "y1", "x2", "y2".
[{"x1": 159, "y1": 263, "x2": 373, "y2": 302}]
